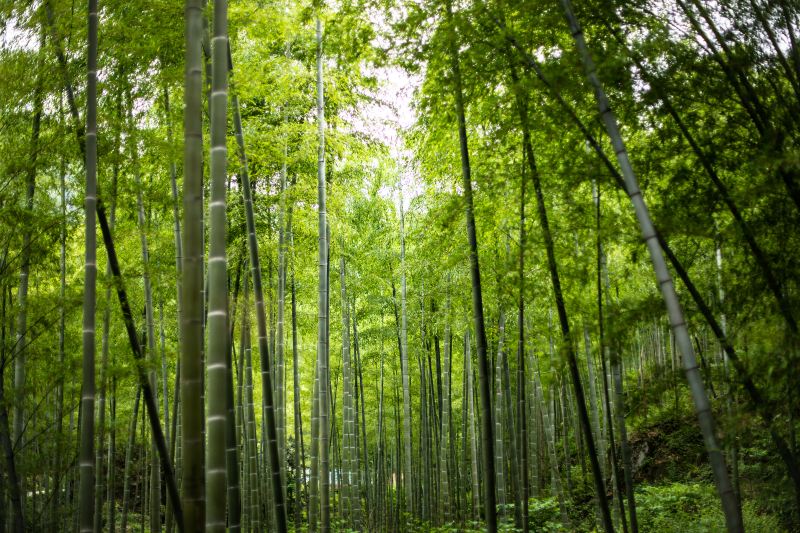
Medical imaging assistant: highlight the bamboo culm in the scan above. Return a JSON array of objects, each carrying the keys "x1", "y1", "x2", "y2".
[
  {"x1": 558, "y1": 1, "x2": 742, "y2": 530},
  {"x1": 77, "y1": 0, "x2": 98, "y2": 529}
]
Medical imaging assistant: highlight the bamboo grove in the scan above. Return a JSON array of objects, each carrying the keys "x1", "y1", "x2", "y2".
[{"x1": 0, "y1": 0, "x2": 799, "y2": 531}]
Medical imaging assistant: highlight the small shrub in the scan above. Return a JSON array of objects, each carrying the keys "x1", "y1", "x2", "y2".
[
  {"x1": 528, "y1": 497, "x2": 571, "y2": 532},
  {"x1": 634, "y1": 482, "x2": 786, "y2": 533}
]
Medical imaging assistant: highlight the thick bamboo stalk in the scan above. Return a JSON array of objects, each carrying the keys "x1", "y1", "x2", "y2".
[
  {"x1": 181, "y1": 0, "x2": 206, "y2": 528},
  {"x1": 315, "y1": 14, "x2": 331, "y2": 533},
  {"x1": 164, "y1": 79, "x2": 183, "y2": 533},
  {"x1": 77, "y1": 0, "x2": 99, "y2": 528},
  {"x1": 205, "y1": 0, "x2": 230, "y2": 529}
]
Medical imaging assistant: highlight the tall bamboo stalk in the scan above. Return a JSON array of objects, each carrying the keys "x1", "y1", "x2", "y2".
[
  {"x1": 243, "y1": 275, "x2": 261, "y2": 532},
  {"x1": 128, "y1": 88, "x2": 163, "y2": 533},
  {"x1": 493, "y1": 313, "x2": 507, "y2": 512},
  {"x1": 12, "y1": 39, "x2": 43, "y2": 507},
  {"x1": 164, "y1": 79, "x2": 183, "y2": 533},
  {"x1": 95, "y1": 128, "x2": 117, "y2": 533},
  {"x1": 78, "y1": 0, "x2": 99, "y2": 528},
  {"x1": 315, "y1": 13, "x2": 331, "y2": 533},
  {"x1": 340, "y1": 253, "x2": 355, "y2": 522},
  {"x1": 397, "y1": 195, "x2": 414, "y2": 520},
  {"x1": 181, "y1": 0, "x2": 206, "y2": 527},
  {"x1": 226, "y1": 285, "x2": 242, "y2": 533},
  {"x1": 443, "y1": 3, "x2": 497, "y2": 529},
  {"x1": 595, "y1": 183, "x2": 637, "y2": 532},
  {"x1": 276, "y1": 96, "x2": 288, "y2": 510},
  {"x1": 120, "y1": 387, "x2": 141, "y2": 533},
  {"x1": 438, "y1": 293, "x2": 452, "y2": 523},
  {"x1": 231, "y1": 37, "x2": 288, "y2": 533},
  {"x1": 205, "y1": 0, "x2": 230, "y2": 529},
  {"x1": 559, "y1": 2, "x2": 741, "y2": 530},
  {"x1": 465, "y1": 330, "x2": 480, "y2": 521},
  {"x1": 53, "y1": 146, "x2": 67, "y2": 530},
  {"x1": 516, "y1": 152, "x2": 529, "y2": 533},
  {"x1": 291, "y1": 255, "x2": 305, "y2": 532},
  {"x1": 353, "y1": 303, "x2": 369, "y2": 524},
  {"x1": 310, "y1": 352, "x2": 320, "y2": 532},
  {"x1": 1, "y1": 333, "x2": 24, "y2": 532}
]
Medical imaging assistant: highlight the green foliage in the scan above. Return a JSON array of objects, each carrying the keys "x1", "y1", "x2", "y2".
[
  {"x1": 528, "y1": 498, "x2": 573, "y2": 532},
  {"x1": 635, "y1": 483, "x2": 721, "y2": 532},
  {"x1": 635, "y1": 482, "x2": 785, "y2": 533},
  {"x1": 2, "y1": 0, "x2": 800, "y2": 530}
]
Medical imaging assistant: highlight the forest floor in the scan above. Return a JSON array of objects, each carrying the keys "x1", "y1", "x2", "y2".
[{"x1": 419, "y1": 403, "x2": 793, "y2": 532}]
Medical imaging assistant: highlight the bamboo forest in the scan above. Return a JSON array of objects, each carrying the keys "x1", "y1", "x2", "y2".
[{"x1": 2, "y1": 0, "x2": 800, "y2": 531}]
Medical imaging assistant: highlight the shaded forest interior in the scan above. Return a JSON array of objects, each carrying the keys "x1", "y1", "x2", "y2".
[{"x1": 1, "y1": 0, "x2": 800, "y2": 531}]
